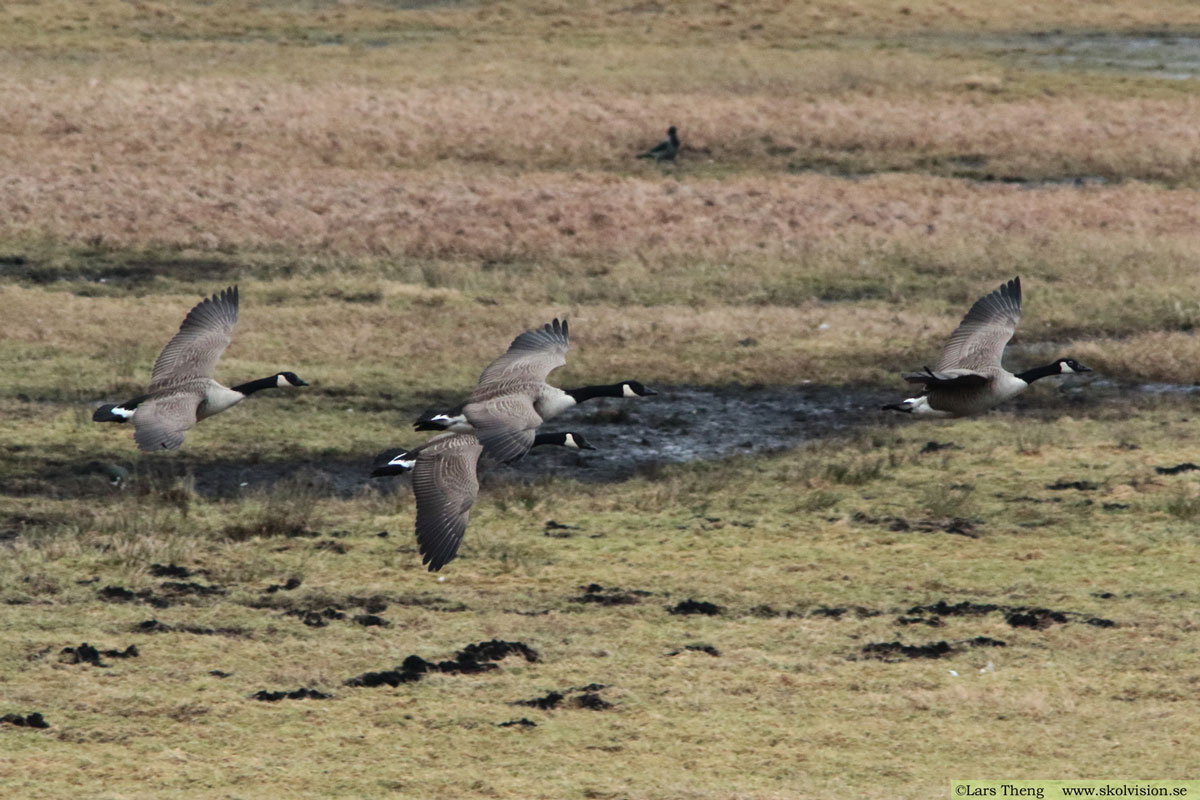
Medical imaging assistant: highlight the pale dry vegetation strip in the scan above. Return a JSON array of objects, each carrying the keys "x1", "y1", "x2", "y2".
[
  {"x1": 4, "y1": 77, "x2": 1200, "y2": 179},
  {"x1": 5, "y1": 157, "x2": 1200, "y2": 262}
]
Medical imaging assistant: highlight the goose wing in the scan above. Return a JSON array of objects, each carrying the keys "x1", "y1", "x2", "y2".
[
  {"x1": 463, "y1": 391, "x2": 543, "y2": 464},
  {"x1": 149, "y1": 286, "x2": 239, "y2": 390},
  {"x1": 934, "y1": 277, "x2": 1021, "y2": 372},
  {"x1": 131, "y1": 391, "x2": 200, "y2": 451},
  {"x1": 473, "y1": 318, "x2": 569, "y2": 390},
  {"x1": 411, "y1": 433, "x2": 484, "y2": 571},
  {"x1": 464, "y1": 319, "x2": 570, "y2": 463}
]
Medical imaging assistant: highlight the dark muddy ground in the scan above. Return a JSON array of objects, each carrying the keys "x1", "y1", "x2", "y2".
[
  {"x1": 27, "y1": 383, "x2": 893, "y2": 501},
  {"x1": 6, "y1": 374, "x2": 1166, "y2": 509}
]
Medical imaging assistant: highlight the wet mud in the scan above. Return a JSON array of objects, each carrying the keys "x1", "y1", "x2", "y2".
[
  {"x1": 960, "y1": 32, "x2": 1200, "y2": 81},
  {"x1": 18, "y1": 384, "x2": 890, "y2": 503}
]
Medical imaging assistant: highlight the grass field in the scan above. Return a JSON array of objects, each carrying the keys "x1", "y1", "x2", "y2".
[{"x1": 3, "y1": 2, "x2": 1200, "y2": 798}]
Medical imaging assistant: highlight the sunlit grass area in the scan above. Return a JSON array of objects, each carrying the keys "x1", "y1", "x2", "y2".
[{"x1": 4, "y1": 1, "x2": 1200, "y2": 798}]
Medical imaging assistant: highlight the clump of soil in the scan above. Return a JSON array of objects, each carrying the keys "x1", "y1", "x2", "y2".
[
  {"x1": 514, "y1": 683, "x2": 612, "y2": 711},
  {"x1": 1005, "y1": 608, "x2": 1068, "y2": 629},
  {"x1": 99, "y1": 585, "x2": 169, "y2": 608},
  {"x1": 251, "y1": 688, "x2": 331, "y2": 702},
  {"x1": 59, "y1": 643, "x2": 139, "y2": 666},
  {"x1": 1, "y1": 712, "x2": 49, "y2": 729},
  {"x1": 906, "y1": 600, "x2": 1001, "y2": 618},
  {"x1": 352, "y1": 614, "x2": 390, "y2": 627},
  {"x1": 346, "y1": 640, "x2": 539, "y2": 689},
  {"x1": 1156, "y1": 462, "x2": 1200, "y2": 475},
  {"x1": 920, "y1": 441, "x2": 960, "y2": 453},
  {"x1": 149, "y1": 563, "x2": 192, "y2": 578},
  {"x1": 810, "y1": 605, "x2": 882, "y2": 619},
  {"x1": 667, "y1": 643, "x2": 720, "y2": 656},
  {"x1": 571, "y1": 583, "x2": 649, "y2": 606},
  {"x1": 132, "y1": 619, "x2": 250, "y2": 637},
  {"x1": 903, "y1": 599, "x2": 1115, "y2": 629},
  {"x1": 159, "y1": 581, "x2": 225, "y2": 598},
  {"x1": 286, "y1": 608, "x2": 347, "y2": 627},
  {"x1": 498, "y1": 717, "x2": 537, "y2": 728},
  {"x1": 668, "y1": 599, "x2": 721, "y2": 616},
  {"x1": 862, "y1": 640, "x2": 954, "y2": 660},
  {"x1": 515, "y1": 691, "x2": 564, "y2": 710},
  {"x1": 1045, "y1": 480, "x2": 1100, "y2": 491},
  {"x1": 860, "y1": 636, "x2": 1005, "y2": 661},
  {"x1": 264, "y1": 577, "x2": 302, "y2": 593},
  {"x1": 852, "y1": 512, "x2": 977, "y2": 537},
  {"x1": 544, "y1": 520, "x2": 580, "y2": 538}
]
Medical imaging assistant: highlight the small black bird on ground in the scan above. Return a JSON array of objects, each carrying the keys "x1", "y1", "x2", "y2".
[{"x1": 637, "y1": 126, "x2": 679, "y2": 162}]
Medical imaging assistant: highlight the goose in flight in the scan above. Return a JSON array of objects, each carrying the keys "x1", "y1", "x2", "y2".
[
  {"x1": 92, "y1": 286, "x2": 307, "y2": 450},
  {"x1": 883, "y1": 277, "x2": 1090, "y2": 417},
  {"x1": 371, "y1": 431, "x2": 595, "y2": 571},
  {"x1": 414, "y1": 319, "x2": 654, "y2": 462}
]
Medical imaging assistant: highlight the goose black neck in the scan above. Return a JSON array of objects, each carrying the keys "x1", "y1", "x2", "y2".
[
  {"x1": 532, "y1": 432, "x2": 567, "y2": 448},
  {"x1": 1014, "y1": 363, "x2": 1061, "y2": 384},
  {"x1": 230, "y1": 375, "x2": 279, "y2": 396},
  {"x1": 565, "y1": 383, "x2": 624, "y2": 403}
]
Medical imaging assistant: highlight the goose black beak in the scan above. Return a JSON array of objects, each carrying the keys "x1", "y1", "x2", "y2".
[
  {"x1": 1076, "y1": 363, "x2": 1093, "y2": 373},
  {"x1": 643, "y1": 387, "x2": 659, "y2": 396}
]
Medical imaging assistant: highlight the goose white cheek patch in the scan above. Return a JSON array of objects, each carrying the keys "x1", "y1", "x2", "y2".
[
  {"x1": 112, "y1": 407, "x2": 135, "y2": 419},
  {"x1": 623, "y1": 385, "x2": 638, "y2": 398},
  {"x1": 1060, "y1": 363, "x2": 1076, "y2": 374}
]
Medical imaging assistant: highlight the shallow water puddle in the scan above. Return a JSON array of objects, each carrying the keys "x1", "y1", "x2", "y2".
[{"x1": 939, "y1": 32, "x2": 1200, "y2": 80}]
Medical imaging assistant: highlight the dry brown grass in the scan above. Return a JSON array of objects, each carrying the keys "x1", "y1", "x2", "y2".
[{"x1": 5, "y1": 77, "x2": 1200, "y2": 178}]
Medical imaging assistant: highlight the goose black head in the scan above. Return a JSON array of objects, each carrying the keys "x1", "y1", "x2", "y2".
[
  {"x1": 1056, "y1": 358, "x2": 1092, "y2": 375},
  {"x1": 276, "y1": 371, "x2": 309, "y2": 388},
  {"x1": 562, "y1": 433, "x2": 596, "y2": 451},
  {"x1": 622, "y1": 381, "x2": 658, "y2": 398}
]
